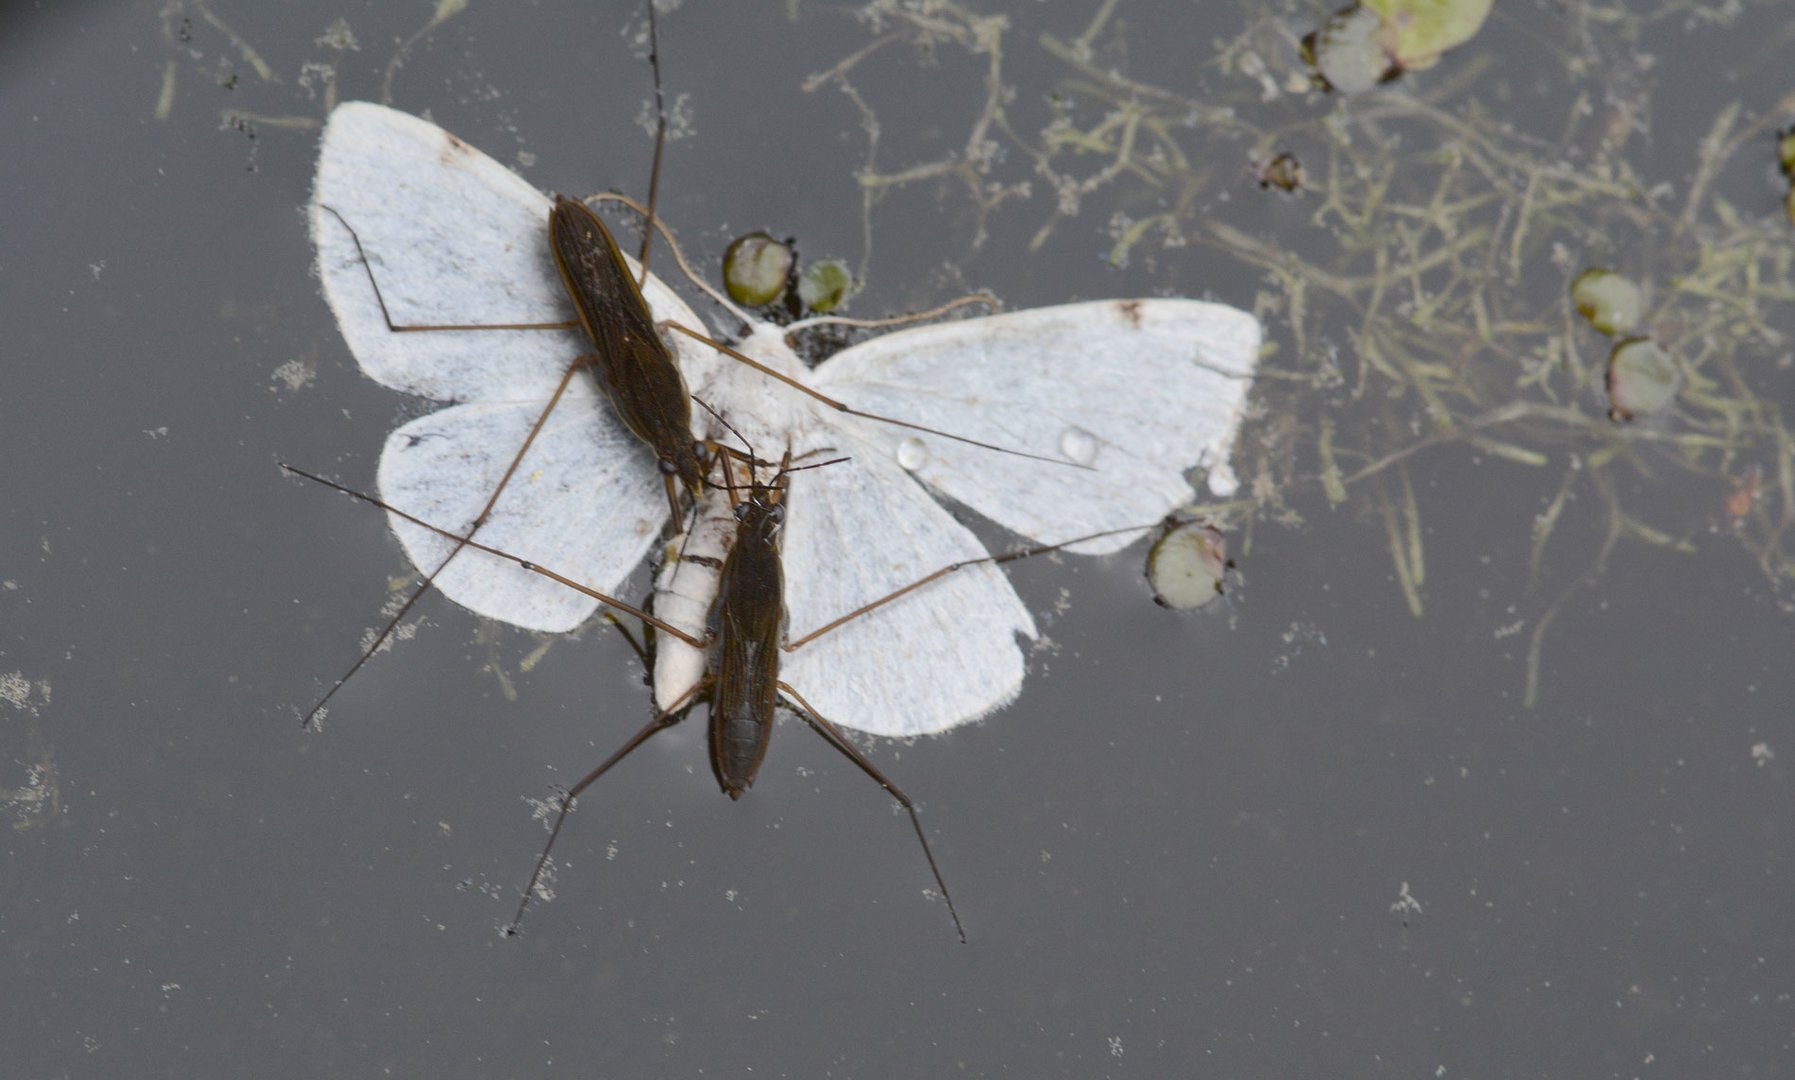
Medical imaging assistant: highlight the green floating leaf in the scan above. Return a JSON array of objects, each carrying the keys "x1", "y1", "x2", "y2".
[
  {"x1": 1147, "y1": 523, "x2": 1229, "y2": 611},
  {"x1": 723, "y1": 232, "x2": 794, "y2": 308},
  {"x1": 797, "y1": 259, "x2": 854, "y2": 314},
  {"x1": 1364, "y1": 0, "x2": 1494, "y2": 70},
  {"x1": 1570, "y1": 268, "x2": 1645, "y2": 336},
  {"x1": 1606, "y1": 338, "x2": 1682, "y2": 421}
]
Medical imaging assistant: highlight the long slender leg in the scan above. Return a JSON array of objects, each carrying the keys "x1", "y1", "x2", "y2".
[
  {"x1": 786, "y1": 522, "x2": 1157, "y2": 650},
  {"x1": 778, "y1": 682, "x2": 967, "y2": 944},
  {"x1": 506, "y1": 677, "x2": 712, "y2": 935},
  {"x1": 282, "y1": 466, "x2": 704, "y2": 645},
  {"x1": 297, "y1": 359, "x2": 591, "y2": 728},
  {"x1": 635, "y1": 0, "x2": 667, "y2": 276}
]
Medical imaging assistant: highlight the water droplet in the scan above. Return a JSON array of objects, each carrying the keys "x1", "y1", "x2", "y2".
[
  {"x1": 896, "y1": 437, "x2": 929, "y2": 471},
  {"x1": 1058, "y1": 426, "x2": 1099, "y2": 466}
]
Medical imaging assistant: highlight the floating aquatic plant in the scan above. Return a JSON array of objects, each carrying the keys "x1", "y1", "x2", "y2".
[{"x1": 811, "y1": 0, "x2": 1795, "y2": 703}]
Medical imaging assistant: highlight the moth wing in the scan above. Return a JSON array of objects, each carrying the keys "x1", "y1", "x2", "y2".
[
  {"x1": 375, "y1": 390, "x2": 668, "y2": 634},
  {"x1": 780, "y1": 432, "x2": 1037, "y2": 738},
  {"x1": 810, "y1": 299, "x2": 1261, "y2": 553},
  {"x1": 311, "y1": 101, "x2": 711, "y2": 403}
]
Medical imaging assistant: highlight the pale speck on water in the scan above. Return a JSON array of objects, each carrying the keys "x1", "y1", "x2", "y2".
[
  {"x1": 270, "y1": 358, "x2": 316, "y2": 393},
  {"x1": 1, "y1": 672, "x2": 49, "y2": 713},
  {"x1": 1390, "y1": 881, "x2": 1424, "y2": 918}
]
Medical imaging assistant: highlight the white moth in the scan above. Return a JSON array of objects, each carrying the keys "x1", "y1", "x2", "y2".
[{"x1": 311, "y1": 102, "x2": 1262, "y2": 737}]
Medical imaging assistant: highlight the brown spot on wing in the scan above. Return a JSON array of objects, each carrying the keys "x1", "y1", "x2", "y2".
[
  {"x1": 439, "y1": 132, "x2": 473, "y2": 166},
  {"x1": 1117, "y1": 299, "x2": 1145, "y2": 328}
]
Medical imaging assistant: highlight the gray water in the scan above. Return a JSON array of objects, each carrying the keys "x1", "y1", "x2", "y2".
[{"x1": 3, "y1": 1, "x2": 1790, "y2": 1076}]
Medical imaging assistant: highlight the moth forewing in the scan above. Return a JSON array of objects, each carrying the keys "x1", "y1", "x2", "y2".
[
  {"x1": 303, "y1": 98, "x2": 716, "y2": 728},
  {"x1": 310, "y1": 105, "x2": 715, "y2": 408},
  {"x1": 800, "y1": 299, "x2": 1264, "y2": 552}
]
